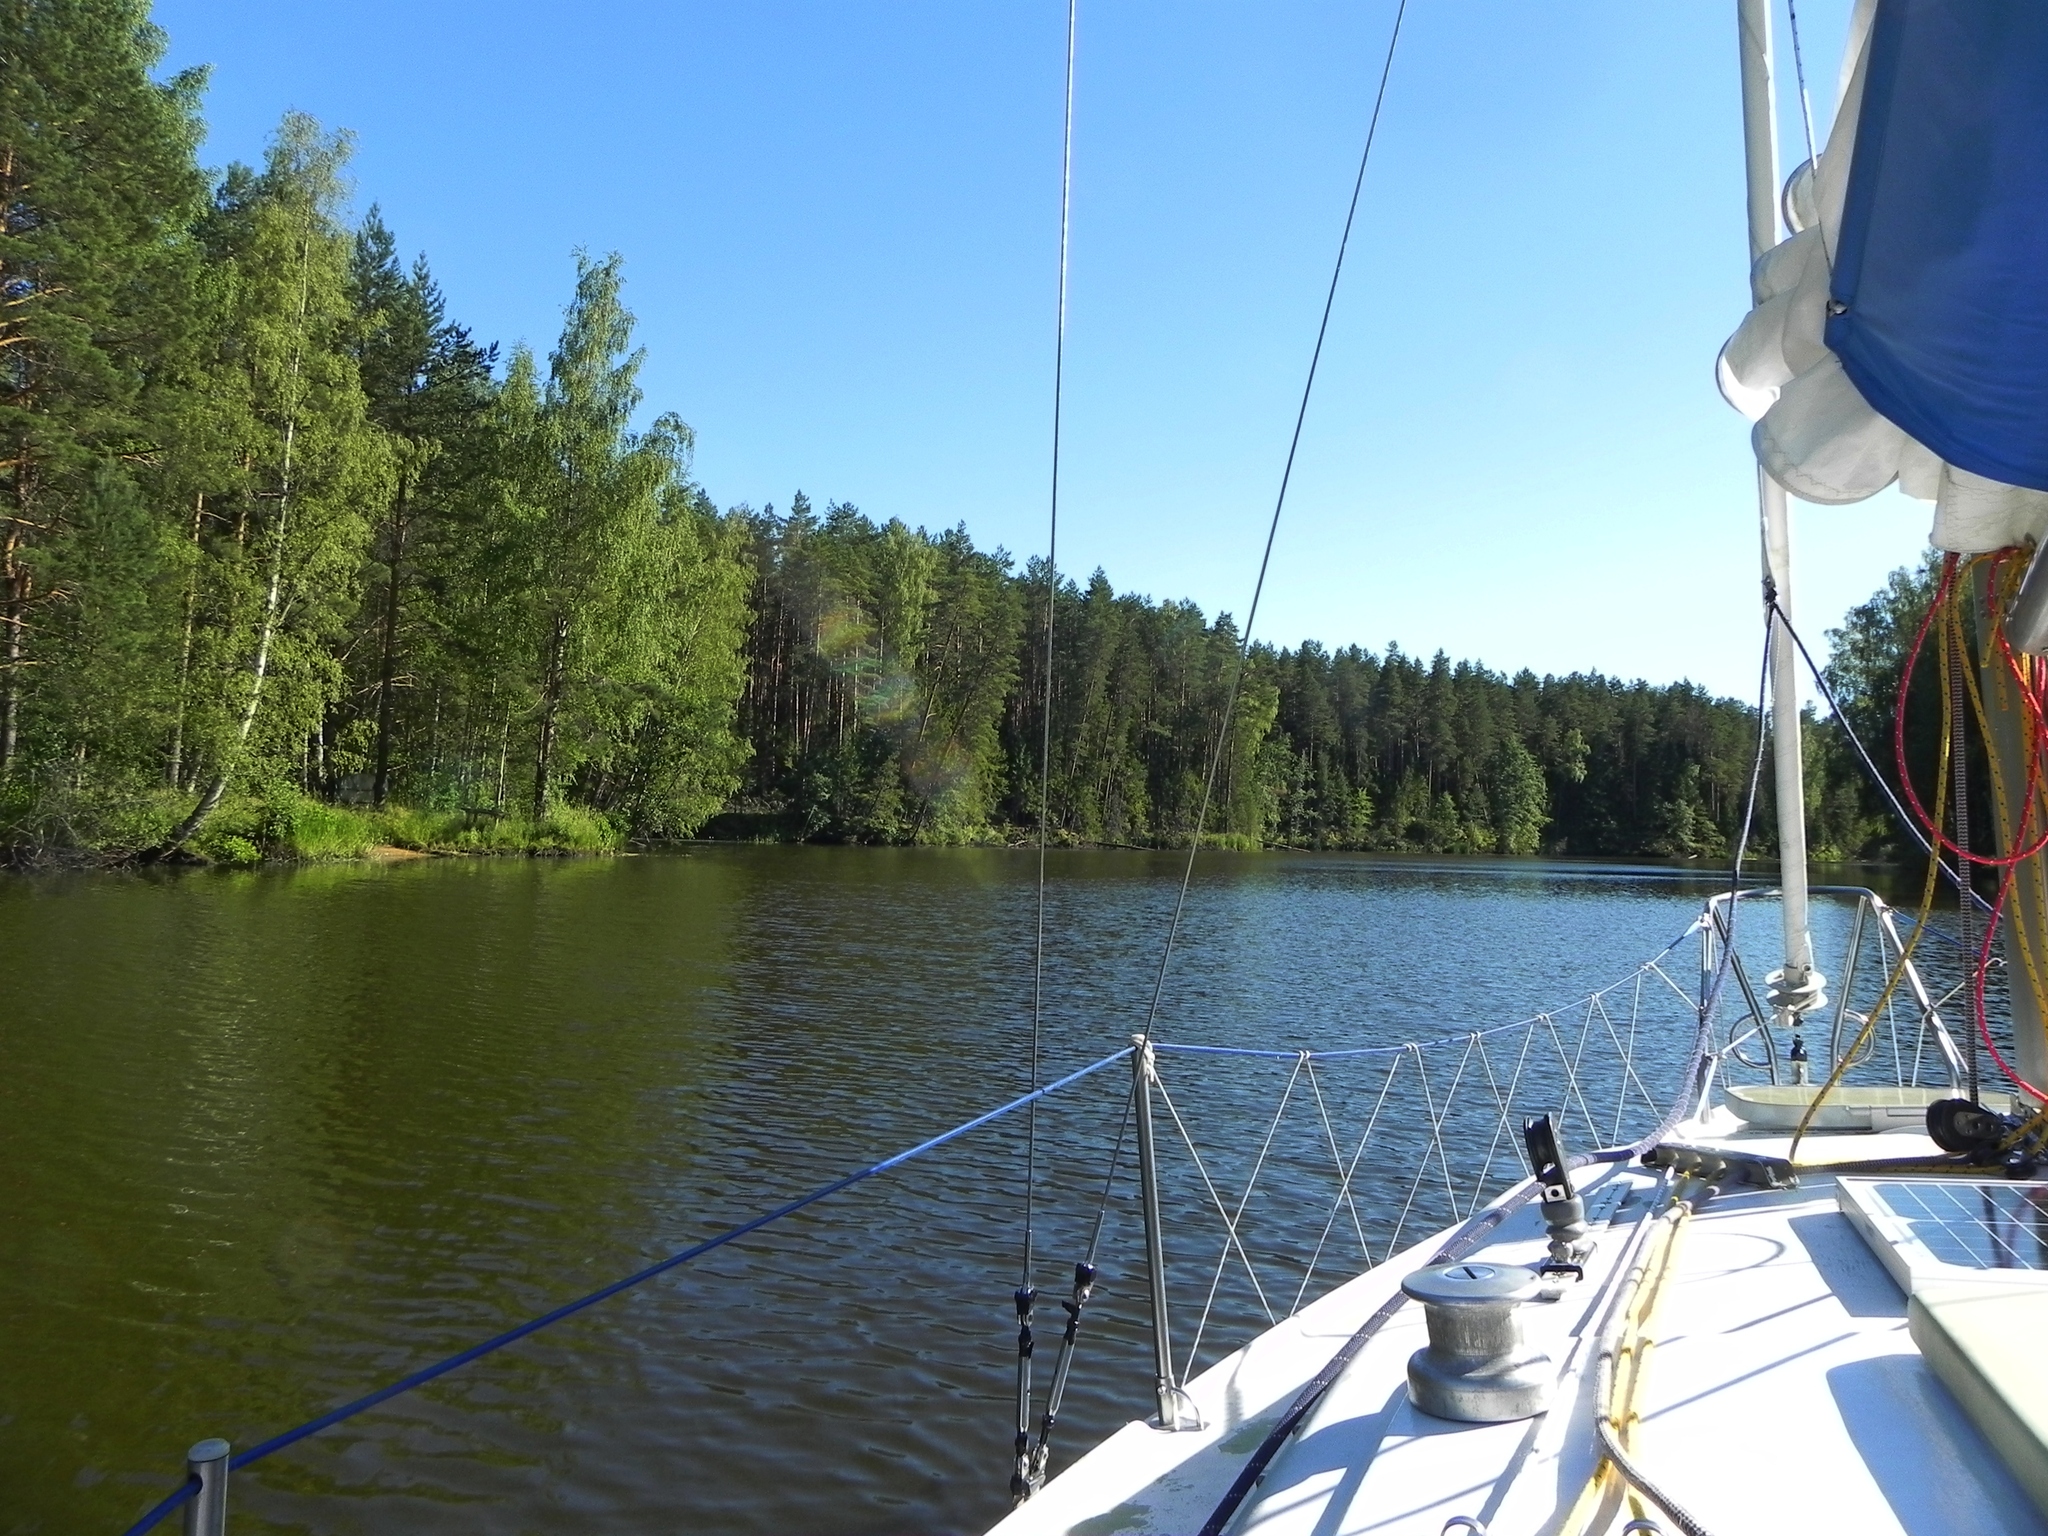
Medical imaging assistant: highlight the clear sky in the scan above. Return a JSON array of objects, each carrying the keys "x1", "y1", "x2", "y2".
[{"x1": 153, "y1": 0, "x2": 1933, "y2": 702}]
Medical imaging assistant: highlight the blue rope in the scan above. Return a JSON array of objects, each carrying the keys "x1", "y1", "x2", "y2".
[
  {"x1": 119, "y1": 1478, "x2": 198, "y2": 1536},
  {"x1": 120, "y1": 1046, "x2": 1134, "y2": 1536},
  {"x1": 119, "y1": 908, "x2": 1718, "y2": 1534}
]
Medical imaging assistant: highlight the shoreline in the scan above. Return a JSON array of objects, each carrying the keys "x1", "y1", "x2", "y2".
[{"x1": 1, "y1": 830, "x2": 1907, "y2": 880}]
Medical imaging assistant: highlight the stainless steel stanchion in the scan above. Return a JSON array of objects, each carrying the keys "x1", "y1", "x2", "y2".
[
  {"x1": 1132, "y1": 1036, "x2": 1179, "y2": 1428},
  {"x1": 184, "y1": 1439, "x2": 229, "y2": 1536}
]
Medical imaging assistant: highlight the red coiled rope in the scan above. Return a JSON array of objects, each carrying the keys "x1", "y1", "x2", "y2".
[
  {"x1": 1891, "y1": 549, "x2": 2048, "y2": 1101},
  {"x1": 1893, "y1": 553, "x2": 2048, "y2": 867}
]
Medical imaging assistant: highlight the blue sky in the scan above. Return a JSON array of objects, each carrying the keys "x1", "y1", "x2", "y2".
[{"x1": 154, "y1": 0, "x2": 1932, "y2": 701}]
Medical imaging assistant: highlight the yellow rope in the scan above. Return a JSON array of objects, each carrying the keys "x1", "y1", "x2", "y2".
[
  {"x1": 1793, "y1": 549, "x2": 2048, "y2": 1158},
  {"x1": 1789, "y1": 569, "x2": 1958, "y2": 1160},
  {"x1": 1557, "y1": 1185, "x2": 1699, "y2": 1536},
  {"x1": 1959, "y1": 559, "x2": 2048, "y2": 1053},
  {"x1": 1999, "y1": 1103, "x2": 2048, "y2": 1155}
]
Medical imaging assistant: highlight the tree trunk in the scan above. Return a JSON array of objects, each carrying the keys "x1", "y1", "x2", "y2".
[
  {"x1": 167, "y1": 494, "x2": 206, "y2": 786},
  {"x1": 157, "y1": 211, "x2": 318, "y2": 855},
  {"x1": 0, "y1": 444, "x2": 31, "y2": 781},
  {"x1": 532, "y1": 609, "x2": 570, "y2": 820},
  {"x1": 428, "y1": 683, "x2": 442, "y2": 780},
  {"x1": 495, "y1": 703, "x2": 512, "y2": 811},
  {"x1": 163, "y1": 460, "x2": 292, "y2": 851},
  {"x1": 370, "y1": 474, "x2": 409, "y2": 805},
  {"x1": 0, "y1": 524, "x2": 24, "y2": 782}
]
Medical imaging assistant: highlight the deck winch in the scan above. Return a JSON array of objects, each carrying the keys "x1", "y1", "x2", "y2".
[{"x1": 1399, "y1": 1261, "x2": 1553, "y2": 1422}]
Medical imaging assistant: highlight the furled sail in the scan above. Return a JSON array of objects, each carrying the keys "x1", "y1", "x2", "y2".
[{"x1": 1719, "y1": 0, "x2": 2048, "y2": 552}]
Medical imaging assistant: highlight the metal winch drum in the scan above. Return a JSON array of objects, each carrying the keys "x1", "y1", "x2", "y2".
[{"x1": 1401, "y1": 1261, "x2": 1553, "y2": 1422}]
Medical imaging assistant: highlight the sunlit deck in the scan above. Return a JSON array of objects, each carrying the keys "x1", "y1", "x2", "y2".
[{"x1": 993, "y1": 1118, "x2": 2048, "y2": 1536}]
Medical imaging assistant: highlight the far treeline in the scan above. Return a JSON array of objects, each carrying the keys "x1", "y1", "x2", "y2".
[{"x1": 2, "y1": 2, "x2": 1927, "y2": 867}]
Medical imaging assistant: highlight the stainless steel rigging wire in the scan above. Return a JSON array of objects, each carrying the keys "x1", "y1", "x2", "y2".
[
  {"x1": 1767, "y1": 595, "x2": 1990, "y2": 912},
  {"x1": 1784, "y1": 0, "x2": 1821, "y2": 176},
  {"x1": 1024, "y1": 0, "x2": 1078, "y2": 1294},
  {"x1": 1135, "y1": 0, "x2": 1411, "y2": 1048},
  {"x1": 1016, "y1": 0, "x2": 1079, "y2": 1500}
]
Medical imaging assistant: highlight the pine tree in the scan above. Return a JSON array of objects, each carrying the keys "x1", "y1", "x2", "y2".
[
  {"x1": 1486, "y1": 735, "x2": 1549, "y2": 854},
  {"x1": 0, "y1": 0, "x2": 206, "y2": 832},
  {"x1": 345, "y1": 207, "x2": 496, "y2": 804}
]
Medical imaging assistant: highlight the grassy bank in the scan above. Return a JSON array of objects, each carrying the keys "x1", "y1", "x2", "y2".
[
  {"x1": 7, "y1": 789, "x2": 623, "y2": 867},
  {"x1": 6, "y1": 786, "x2": 1279, "y2": 868}
]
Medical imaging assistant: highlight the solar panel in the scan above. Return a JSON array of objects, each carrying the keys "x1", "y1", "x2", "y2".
[
  {"x1": 1839, "y1": 1177, "x2": 2048, "y2": 1294},
  {"x1": 1868, "y1": 1180, "x2": 2048, "y2": 1272}
]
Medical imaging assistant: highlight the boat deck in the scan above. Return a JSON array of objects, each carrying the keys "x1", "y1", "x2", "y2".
[{"x1": 992, "y1": 1117, "x2": 2048, "y2": 1536}]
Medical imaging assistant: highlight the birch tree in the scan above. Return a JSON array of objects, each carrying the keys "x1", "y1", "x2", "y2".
[
  {"x1": 522, "y1": 252, "x2": 730, "y2": 821},
  {"x1": 160, "y1": 116, "x2": 388, "y2": 849}
]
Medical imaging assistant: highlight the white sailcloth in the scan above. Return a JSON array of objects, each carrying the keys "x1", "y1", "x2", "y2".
[{"x1": 1715, "y1": 0, "x2": 2048, "y2": 551}]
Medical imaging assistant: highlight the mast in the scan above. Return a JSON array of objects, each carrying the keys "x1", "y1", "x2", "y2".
[{"x1": 1736, "y1": 0, "x2": 1823, "y2": 1051}]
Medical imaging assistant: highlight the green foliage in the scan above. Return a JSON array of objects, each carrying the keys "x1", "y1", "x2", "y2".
[
  {"x1": 1487, "y1": 736, "x2": 1550, "y2": 855},
  {"x1": 0, "y1": 1, "x2": 1928, "y2": 871},
  {"x1": 735, "y1": 497, "x2": 1022, "y2": 843},
  {"x1": 160, "y1": 117, "x2": 391, "y2": 842},
  {"x1": 342, "y1": 205, "x2": 497, "y2": 805},
  {"x1": 0, "y1": 13, "x2": 753, "y2": 864},
  {"x1": 257, "y1": 795, "x2": 377, "y2": 861},
  {"x1": 725, "y1": 505, "x2": 1770, "y2": 856},
  {"x1": 0, "y1": 0, "x2": 207, "y2": 809},
  {"x1": 1812, "y1": 551, "x2": 1965, "y2": 862},
  {"x1": 473, "y1": 254, "x2": 752, "y2": 834}
]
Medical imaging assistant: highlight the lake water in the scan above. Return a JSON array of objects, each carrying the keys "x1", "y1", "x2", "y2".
[{"x1": 0, "y1": 849, "x2": 1921, "y2": 1534}]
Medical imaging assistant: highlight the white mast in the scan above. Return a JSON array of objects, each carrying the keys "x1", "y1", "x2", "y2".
[{"x1": 1736, "y1": 0, "x2": 1823, "y2": 1052}]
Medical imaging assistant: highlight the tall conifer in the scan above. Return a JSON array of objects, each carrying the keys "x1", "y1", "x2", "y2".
[
  {"x1": 346, "y1": 207, "x2": 495, "y2": 803},
  {"x1": 0, "y1": 0, "x2": 205, "y2": 809}
]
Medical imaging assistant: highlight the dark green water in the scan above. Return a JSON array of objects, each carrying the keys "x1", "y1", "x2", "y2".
[{"x1": 4, "y1": 848, "x2": 1835, "y2": 1534}]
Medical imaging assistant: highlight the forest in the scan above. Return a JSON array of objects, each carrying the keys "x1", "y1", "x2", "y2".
[{"x1": 1, "y1": 1, "x2": 1922, "y2": 868}]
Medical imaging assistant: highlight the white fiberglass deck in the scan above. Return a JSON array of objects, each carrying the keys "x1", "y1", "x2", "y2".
[{"x1": 992, "y1": 1118, "x2": 2048, "y2": 1536}]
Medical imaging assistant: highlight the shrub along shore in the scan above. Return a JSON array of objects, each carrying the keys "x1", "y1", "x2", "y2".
[{"x1": 108, "y1": 792, "x2": 623, "y2": 866}]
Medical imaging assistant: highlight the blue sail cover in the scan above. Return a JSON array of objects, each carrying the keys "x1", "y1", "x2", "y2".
[{"x1": 1826, "y1": 0, "x2": 2048, "y2": 493}]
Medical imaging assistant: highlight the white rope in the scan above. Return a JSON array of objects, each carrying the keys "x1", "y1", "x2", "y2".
[
  {"x1": 1604, "y1": 972, "x2": 1659, "y2": 1141},
  {"x1": 1539, "y1": 1009, "x2": 1603, "y2": 1149},
  {"x1": 1623, "y1": 970, "x2": 1647, "y2": 1140},
  {"x1": 1302, "y1": 1056, "x2": 1370, "y2": 1260},
  {"x1": 1180, "y1": 1055, "x2": 1302, "y2": 1374},
  {"x1": 1144, "y1": 928, "x2": 1725, "y2": 1356},
  {"x1": 1647, "y1": 959, "x2": 1696, "y2": 1010},
  {"x1": 1291, "y1": 1051, "x2": 1405, "y2": 1313},
  {"x1": 1387, "y1": 1042, "x2": 1456, "y2": 1253},
  {"x1": 1564, "y1": 1001, "x2": 1609, "y2": 1148},
  {"x1": 1432, "y1": 1034, "x2": 1481, "y2": 1218},
  {"x1": 1467, "y1": 1019, "x2": 1539, "y2": 1207},
  {"x1": 1152, "y1": 1072, "x2": 1277, "y2": 1334}
]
